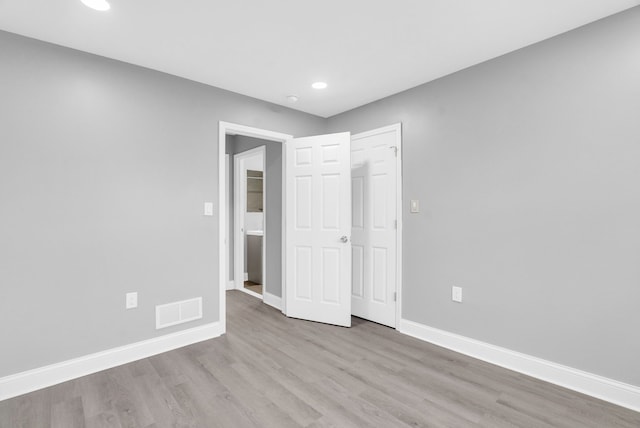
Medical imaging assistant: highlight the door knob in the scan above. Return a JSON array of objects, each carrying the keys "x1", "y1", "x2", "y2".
[{"x1": 340, "y1": 235, "x2": 349, "y2": 243}]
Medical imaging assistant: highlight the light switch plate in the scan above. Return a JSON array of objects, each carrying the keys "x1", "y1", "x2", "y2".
[
  {"x1": 410, "y1": 199, "x2": 420, "y2": 213},
  {"x1": 204, "y1": 202, "x2": 214, "y2": 216}
]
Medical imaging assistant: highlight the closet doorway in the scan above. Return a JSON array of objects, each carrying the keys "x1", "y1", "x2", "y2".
[{"x1": 234, "y1": 146, "x2": 265, "y2": 298}]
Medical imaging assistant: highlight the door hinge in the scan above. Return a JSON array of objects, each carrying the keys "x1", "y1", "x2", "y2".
[
  {"x1": 394, "y1": 219, "x2": 398, "y2": 229},
  {"x1": 390, "y1": 146, "x2": 398, "y2": 157},
  {"x1": 393, "y1": 292, "x2": 397, "y2": 302}
]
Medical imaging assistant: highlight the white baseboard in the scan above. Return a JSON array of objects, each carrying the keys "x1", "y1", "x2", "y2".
[
  {"x1": 398, "y1": 319, "x2": 640, "y2": 412},
  {"x1": 244, "y1": 272, "x2": 249, "y2": 281},
  {"x1": 227, "y1": 280, "x2": 235, "y2": 290},
  {"x1": 0, "y1": 322, "x2": 223, "y2": 402},
  {"x1": 263, "y1": 292, "x2": 282, "y2": 310}
]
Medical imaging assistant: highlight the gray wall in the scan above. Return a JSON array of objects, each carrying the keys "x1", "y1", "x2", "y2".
[
  {"x1": 225, "y1": 136, "x2": 283, "y2": 298},
  {"x1": 328, "y1": 8, "x2": 640, "y2": 386},
  {"x1": 0, "y1": 30, "x2": 324, "y2": 377},
  {"x1": 2, "y1": 6, "x2": 639, "y2": 388}
]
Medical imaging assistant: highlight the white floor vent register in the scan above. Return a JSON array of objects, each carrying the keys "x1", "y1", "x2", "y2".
[{"x1": 155, "y1": 297, "x2": 203, "y2": 329}]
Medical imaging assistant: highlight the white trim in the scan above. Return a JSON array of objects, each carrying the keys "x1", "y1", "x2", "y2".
[
  {"x1": 263, "y1": 292, "x2": 282, "y2": 310},
  {"x1": 227, "y1": 280, "x2": 235, "y2": 290},
  {"x1": 225, "y1": 154, "x2": 231, "y2": 285},
  {"x1": 280, "y1": 141, "x2": 287, "y2": 315},
  {"x1": 398, "y1": 319, "x2": 640, "y2": 412},
  {"x1": 219, "y1": 121, "x2": 292, "y2": 334},
  {"x1": 0, "y1": 322, "x2": 222, "y2": 402},
  {"x1": 351, "y1": 123, "x2": 403, "y2": 329},
  {"x1": 237, "y1": 285, "x2": 262, "y2": 300},
  {"x1": 261, "y1": 150, "x2": 267, "y2": 301}
]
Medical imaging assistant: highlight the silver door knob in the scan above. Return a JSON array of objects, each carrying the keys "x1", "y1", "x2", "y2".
[{"x1": 340, "y1": 235, "x2": 349, "y2": 243}]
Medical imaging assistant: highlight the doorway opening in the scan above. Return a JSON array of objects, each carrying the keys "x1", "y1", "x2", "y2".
[
  {"x1": 232, "y1": 146, "x2": 265, "y2": 298},
  {"x1": 219, "y1": 122, "x2": 291, "y2": 334},
  {"x1": 218, "y1": 122, "x2": 403, "y2": 333}
]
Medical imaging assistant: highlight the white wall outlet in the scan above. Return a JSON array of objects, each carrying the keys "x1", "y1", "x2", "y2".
[
  {"x1": 126, "y1": 292, "x2": 138, "y2": 309},
  {"x1": 410, "y1": 199, "x2": 420, "y2": 213},
  {"x1": 204, "y1": 202, "x2": 214, "y2": 216},
  {"x1": 452, "y1": 286, "x2": 462, "y2": 303}
]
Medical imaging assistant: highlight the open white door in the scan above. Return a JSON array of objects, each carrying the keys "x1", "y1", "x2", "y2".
[
  {"x1": 351, "y1": 125, "x2": 401, "y2": 328},
  {"x1": 285, "y1": 132, "x2": 352, "y2": 327}
]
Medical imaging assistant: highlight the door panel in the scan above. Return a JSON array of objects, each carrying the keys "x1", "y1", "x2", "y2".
[
  {"x1": 295, "y1": 246, "x2": 312, "y2": 300},
  {"x1": 295, "y1": 176, "x2": 312, "y2": 229},
  {"x1": 286, "y1": 132, "x2": 351, "y2": 327},
  {"x1": 352, "y1": 245, "x2": 364, "y2": 298},
  {"x1": 372, "y1": 247, "x2": 388, "y2": 303},
  {"x1": 351, "y1": 128, "x2": 398, "y2": 327}
]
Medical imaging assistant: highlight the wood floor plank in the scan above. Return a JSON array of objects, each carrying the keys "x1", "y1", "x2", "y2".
[
  {"x1": 132, "y1": 372, "x2": 197, "y2": 428},
  {"x1": 228, "y1": 361, "x2": 323, "y2": 426},
  {"x1": 77, "y1": 372, "x2": 117, "y2": 419},
  {"x1": 50, "y1": 396, "x2": 85, "y2": 428},
  {"x1": 195, "y1": 355, "x2": 302, "y2": 428},
  {"x1": 479, "y1": 406, "x2": 555, "y2": 428},
  {"x1": 2, "y1": 389, "x2": 51, "y2": 428},
  {"x1": 85, "y1": 410, "x2": 122, "y2": 428},
  {"x1": 107, "y1": 366, "x2": 155, "y2": 428},
  {"x1": 1, "y1": 290, "x2": 639, "y2": 428}
]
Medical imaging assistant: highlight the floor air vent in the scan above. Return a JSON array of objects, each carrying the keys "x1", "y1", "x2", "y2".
[{"x1": 155, "y1": 297, "x2": 203, "y2": 329}]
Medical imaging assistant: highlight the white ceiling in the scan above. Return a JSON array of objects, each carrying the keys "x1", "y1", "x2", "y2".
[{"x1": 1, "y1": 1, "x2": 638, "y2": 117}]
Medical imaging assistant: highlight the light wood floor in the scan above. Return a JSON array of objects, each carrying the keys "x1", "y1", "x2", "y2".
[
  {"x1": 244, "y1": 281, "x2": 263, "y2": 295},
  {"x1": 2, "y1": 291, "x2": 639, "y2": 428}
]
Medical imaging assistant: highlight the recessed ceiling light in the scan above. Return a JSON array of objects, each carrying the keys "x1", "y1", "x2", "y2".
[
  {"x1": 81, "y1": 0, "x2": 111, "y2": 11},
  {"x1": 311, "y1": 82, "x2": 328, "y2": 90},
  {"x1": 286, "y1": 95, "x2": 299, "y2": 103}
]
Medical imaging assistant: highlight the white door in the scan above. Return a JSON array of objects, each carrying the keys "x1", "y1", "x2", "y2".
[
  {"x1": 285, "y1": 132, "x2": 352, "y2": 327},
  {"x1": 351, "y1": 125, "x2": 400, "y2": 327}
]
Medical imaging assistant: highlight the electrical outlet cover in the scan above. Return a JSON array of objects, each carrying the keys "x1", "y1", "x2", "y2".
[
  {"x1": 452, "y1": 286, "x2": 462, "y2": 303},
  {"x1": 126, "y1": 292, "x2": 138, "y2": 309}
]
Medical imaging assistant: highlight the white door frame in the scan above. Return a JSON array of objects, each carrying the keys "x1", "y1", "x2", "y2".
[
  {"x1": 219, "y1": 122, "x2": 292, "y2": 334},
  {"x1": 351, "y1": 123, "x2": 403, "y2": 329},
  {"x1": 225, "y1": 154, "x2": 232, "y2": 290},
  {"x1": 233, "y1": 146, "x2": 266, "y2": 300}
]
